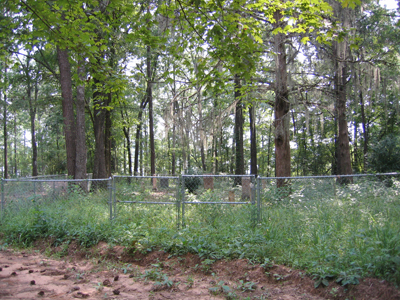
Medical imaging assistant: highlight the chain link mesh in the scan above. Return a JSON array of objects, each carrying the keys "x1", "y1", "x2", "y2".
[
  {"x1": 1, "y1": 173, "x2": 398, "y2": 230},
  {"x1": 181, "y1": 175, "x2": 256, "y2": 228},
  {"x1": 1, "y1": 178, "x2": 110, "y2": 218},
  {"x1": 257, "y1": 173, "x2": 400, "y2": 222},
  {"x1": 113, "y1": 176, "x2": 180, "y2": 229}
]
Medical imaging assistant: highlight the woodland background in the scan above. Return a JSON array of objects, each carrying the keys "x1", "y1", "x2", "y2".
[{"x1": 0, "y1": 0, "x2": 399, "y2": 181}]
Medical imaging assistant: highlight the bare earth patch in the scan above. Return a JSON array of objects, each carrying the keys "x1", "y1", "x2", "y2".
[{"x1": 0, "y1": 242, "x2": 399, "y2": 300}]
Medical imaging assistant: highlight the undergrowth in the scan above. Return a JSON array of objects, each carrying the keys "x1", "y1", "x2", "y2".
[{"x1": 0, "y1": 177, "x2": 399, "y2": 287}]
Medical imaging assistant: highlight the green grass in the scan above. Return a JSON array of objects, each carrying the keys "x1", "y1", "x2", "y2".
[{"x1": 0, "y1": 177, "x2": 399, "y2": 287}]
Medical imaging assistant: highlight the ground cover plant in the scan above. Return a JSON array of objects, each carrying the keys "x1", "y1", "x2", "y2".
[{"x1": 0, "y1": 176, "x2": 399, "y2": 298}]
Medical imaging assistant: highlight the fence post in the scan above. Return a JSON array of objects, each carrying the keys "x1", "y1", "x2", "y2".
[
  {"x1": 1, "y1": 179, "x2": 4, "y2": 220},
  {"x1": 176, "y1": 177, "x2": 181, "y2": 229},
  {"x1": 181, "y1": 176, "x2": 185, "y2": 227},
  {"x1": 257, "y1": 177, "x2": 261, "y2": 223},
  {"x1": 250, "y1": 175, "x2": 256, "y2": 228},
  {"x1": 52, "y1": 181, "x2": 56, "y2": 199},
  {"x1": 333, "y1": 177, "x2": 337, "y2": 199},
  {"x1": 108, "y1": 178, "x2": 113, "y2": 221},
  {"x1": 113, "y1": 176, "x2": 117, "y2": 220},
  {"x1": 33, "y1": 180, "x2": 36, "y2": 201}
]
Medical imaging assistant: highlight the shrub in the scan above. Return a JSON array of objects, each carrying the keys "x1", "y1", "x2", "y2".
[
  {"x1": 368, "y1": 134, "x2": 400, "y2": 173},
  {"x1": 184, "y1": 168, "x2": 202, "y2": 193}
]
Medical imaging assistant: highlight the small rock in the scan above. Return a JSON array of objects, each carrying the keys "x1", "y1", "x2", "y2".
[
  {"x1": 77, "y1": 291, "x2": 89, "y2": 298},
  {"x1": 30, "y1": 280, "x2": 36, "y2": 285},
  {"x1": 40, "y1": 269, "x2": 46, "y2": 273},
  {"x1": 11, "y1": 272, "x2": 17, "y2": 276},
  {"x1": 103, "y1": 279, "x2": 112, "y2": 287},
  {"x1": 72, "y1": 286, "x2": 80, "y2": 291},
  {"x1": 114, "y1": 275, "x2": 119, "y2": 281},
  {"x1": 129, "y1": 274, "x2": 134, "y2": 278},
  {"x1": 63, "y1": 274, "x2": 69, "y2": 279},
  {"x1": 29, "y1": 270, "x2": 34, "y2": 273},
  {"x1": 38, "y1": 291, "x2": 45, "y2": 296},
  {"x1": 4, "y1": 265, "x2": 9, "y2": 268},
  {"x1": 0, "y1": 267, "x2": 2, "y2": 271},
  {"x1": 113, "y1": 289, "x2": 120, "y2": 295}
]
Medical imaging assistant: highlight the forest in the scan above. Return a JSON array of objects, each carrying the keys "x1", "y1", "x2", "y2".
[{"x1": 0, "y1": 0, "x2": 399, "y2": 180}]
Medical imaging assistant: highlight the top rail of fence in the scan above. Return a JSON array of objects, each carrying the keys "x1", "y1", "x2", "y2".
[
  {"x1": 181, "y1": 174, "x2": 255, "y2": 178},
  {"x1": 113, "y1": 175, "x2": 179, "y2": 179},
  {"x1": 2, "y1": 172, "x2": 398, "y2": 182},
  {"x1": 2, "y1": 178, "x2": 111, "y2": 183},
  {"x1": 26, "y1": 174, "x2": 68, "y2": 179},
  {"x1": 257, "y1": 172, "x2": 400, "y2": 180}
]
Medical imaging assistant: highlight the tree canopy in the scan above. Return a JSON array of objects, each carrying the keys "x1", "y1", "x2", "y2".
[{"x1": 0, "y1": 0, "x2": 399, "y2": 178}]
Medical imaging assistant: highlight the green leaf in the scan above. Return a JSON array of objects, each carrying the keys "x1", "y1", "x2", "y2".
[
  {"x1": 301, "y1": 36, "x2": 310, "y2": 44},
  {"x1": 322, "y1": 278, "x2": 329, "y2": 287}
]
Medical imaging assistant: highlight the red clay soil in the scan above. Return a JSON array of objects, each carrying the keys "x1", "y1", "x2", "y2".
[{"x1": 0, "y1": 241, "x2": 399, "y2": 300}]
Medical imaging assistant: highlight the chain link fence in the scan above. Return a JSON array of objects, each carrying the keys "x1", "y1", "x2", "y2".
[
  {"x1": 257, "y1": 173, "x2": 400, "y2": 222},
  {"x1": 180, "y1": 175, "x2": 257, "y2": 228},
  {"x1": 1, "y1": 177, "x2": 112, "y2": 220},
  {"x1": 1, "y1": 173, "x2": 399, "y2": 229},
  {"x1": 113, "y1": 176, "x2": 180, "y2": 229}
]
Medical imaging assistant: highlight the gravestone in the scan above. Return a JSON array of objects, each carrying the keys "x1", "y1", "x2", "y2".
[
  {"x1": 203, "y1": 175, "x2": 214, "y2": 190},
  {"x1": 152, "y1": 177, "x2": 157, "y2": 191},
  {"x1": 228, "y1": 190, "x2": 235, "y2": 202},
  {"x1": 242, "y1": 176, "x2": 252, "y2": 200}
]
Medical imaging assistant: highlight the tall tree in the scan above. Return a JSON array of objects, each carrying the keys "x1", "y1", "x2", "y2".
[
  {"x1": 333, "y1": 3, "x2": 353, "y2": 182},
  {"x1": 249, "y1": 101, "x2": 257, "y2": 176},
  {"x1": 273, "y1": 10, "x2": 291, "y2": 187},
  {"x1": 75, "y1": 60, "x2": 87, "y2": 180},
  {"x1": 1, "y1": 58, "x2": 9, "y2": 178},
  {"x1": 57, "y1": 47, "x2": 76, "y2": 178},
  {"x1": 234, "y1": 75, "x2": 244, "y2": 183}
]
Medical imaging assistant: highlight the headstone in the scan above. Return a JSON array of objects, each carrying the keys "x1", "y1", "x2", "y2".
[
  {"x1": 242, "y1": 176, "x2": 252, "y2": 200},
  {"x1": 140, "y1": 180, "x2": 146, "y2": 192},
  {"x1": 203, "y1": 175, "x2": 214, "y2": 190},
  {"x1": 228, "y1": 190, "x2": 235, "y2": 202},
  {"x1": 152, "y1": 177, "x2": 157, "y2": 191}
]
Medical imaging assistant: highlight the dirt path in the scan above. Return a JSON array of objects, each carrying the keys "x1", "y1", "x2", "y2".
[{"x1": 0, "y1": 244, "x2": 399, "y2": 300}]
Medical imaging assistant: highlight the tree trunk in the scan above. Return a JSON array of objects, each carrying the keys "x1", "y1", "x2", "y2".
[
  {"x1": 57, "y1": 47, "x2": 76, "y2": 178},
  {"x1": 171, "y1": 100, "x2": 179, "y2": 175},
  {"x1": 13, "y1": 115, "x2": 17, "y2": 176},
  {"x1": 29, "y1": 76, "x2": 38, "y2": 177},
  {"x1": 92, "y1": 78, "x2": 107, "y2": 179},
  {"x1": 198, "y1": 89, "x2": 206, "y2": 172},
  {"x1": 75, "y1": 60, "x2": 87, "y2": 180},
  {"x1": 171, "y1": 69, "x2": 178, "y2": 175},
  {"x1": 122, "y1": 120, "x2": 132, "y2": 176},
  {"x1": 249, "y1": 101, "x2": 257, "y2": 176},
  {"x1": 266, "y1": 110, "x2": 273, "y2": 177},
  {"x1": 105, "y1": 93, "x2": 112, "y2": 177},
  {"x1": 134, "y1": 97, "x2": 148, "y2": 176},
  {"x1": 359, "y1": 90, "x2": 368, "y2": 172},
  {"x1": 147, "y1": 45, "x2": 156, "y2": 177},
  {"x1": 2, "y1": 65, "x2": 8, "y2": 179},
  {"x1": 273, "y1": 10, "x2": 291, "y2": 187},
  {"x1": 234, "y1": 75, "x2": 244, "y2": 185},
  {"x1": 334, "y1": 41, "x2": 353, "y2": 183},
  {"x1": 353, "y1": 117, "x2": 358, "y2": 171}
]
